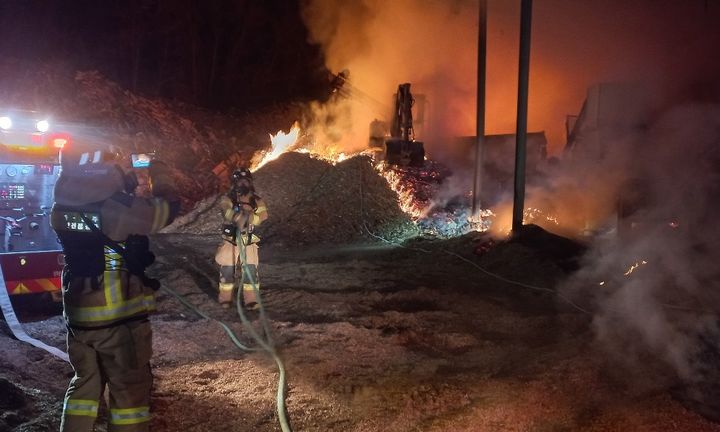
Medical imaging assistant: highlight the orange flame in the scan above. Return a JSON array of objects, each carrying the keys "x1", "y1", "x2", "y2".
[
  {"x1": 624, "y1": 260, "x2": 648, "y2": 276},
  {"x1": 252, "y1": 122, "x2": 301, "y2": 171},
  {"x1": 374, "y1": 161, "x2": 426, "y2": 219}
]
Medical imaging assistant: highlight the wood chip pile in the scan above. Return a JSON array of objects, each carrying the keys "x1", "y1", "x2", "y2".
[{"x1": 163, "y1": 152, "x2": 419, "y2": 245}]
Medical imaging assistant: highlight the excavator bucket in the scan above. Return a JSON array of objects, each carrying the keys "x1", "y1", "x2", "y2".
[{"x1": 385, "y1": 138, "x2": 425, "y2": 167}]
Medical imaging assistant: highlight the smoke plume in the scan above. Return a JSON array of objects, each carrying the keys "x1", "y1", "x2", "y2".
[
  {"x1": 300, "y1": 0, "x2": 720, "y2": 157},
  {"x1": 561, "y1": 102, "x2": 720, "y2": 384}
]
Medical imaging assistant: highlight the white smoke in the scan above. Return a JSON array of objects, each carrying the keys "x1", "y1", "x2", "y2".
[{"x1": 561, "y1": 103, "x2": 720, "y2": 381}]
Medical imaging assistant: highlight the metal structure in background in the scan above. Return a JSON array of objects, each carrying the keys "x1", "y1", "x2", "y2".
[
  {"x1": 472, "y1": 0, "x2": 488, "y2": 219},
  {"x1": 512, "y1": 0, "x2": 533, "y2": 233}
]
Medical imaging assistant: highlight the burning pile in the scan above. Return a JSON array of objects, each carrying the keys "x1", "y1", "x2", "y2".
[
  {"x1": 375, "y1": 161, "x2": 445, "y2": 219},
  {"x1": 167, "y1": 121, "x2": 496, "y2": 243},
  {"x1": 377, "y1": 161, "x2": 491, "y2": 238}
]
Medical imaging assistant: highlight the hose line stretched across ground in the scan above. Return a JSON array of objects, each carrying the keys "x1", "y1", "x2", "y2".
[
  {"x1": 235, "y1": 232, "x2": 293, "y2": 432},
  {"x1": 160, "y1": 230, "x2": 293, "y2": 432}
]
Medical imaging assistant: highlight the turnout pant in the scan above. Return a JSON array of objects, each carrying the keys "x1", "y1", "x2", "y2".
[
  {"x1": 61, "y1": 320, "x2": 153, "y2": 432},
  {"x1": 215, "y1": 241, "x2": 260, "y2": 306}
]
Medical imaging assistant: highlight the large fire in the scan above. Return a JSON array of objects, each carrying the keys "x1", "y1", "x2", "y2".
[{"x1": 252, "y1": 122, "x2": 494, "y2": 238}]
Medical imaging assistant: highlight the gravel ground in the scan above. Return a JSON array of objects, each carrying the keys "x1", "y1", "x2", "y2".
[{"x1": 2, "y1": 232, "x2": 719, "y2": 431}]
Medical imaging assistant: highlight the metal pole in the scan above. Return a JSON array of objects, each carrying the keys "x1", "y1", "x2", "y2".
[
  {"x1": 512, "y1": 0, "x2": 533, "y2": 233},
  {"x1": 472, "y1": 0, "x2": 488, "y2": 220}
]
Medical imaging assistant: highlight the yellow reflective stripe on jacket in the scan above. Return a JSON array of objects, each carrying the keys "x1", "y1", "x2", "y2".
[
  {"x1": 239, "y1": 234, "x2": 261, "y2": 246},
  {"x1": 151, "y1": 198, "x2": 169, "y2": 232},
  {"x1": 104, "y1": 269, "x2": 121, "y2": 305},
  {"x1": 104, "y1": 246, "x2": 124, "y2": 271},
  {"x1": 110, "y1": 406, "x2": 151, "y2": 425},
  {"x1": 66, "y1": 295, "x2": 156, "y2": 323},
  {"x1": 104, "y1": 246, "x2": 124, "y2": 305},
  {"x1": 252, "y1": 205, "x2": 266, "y2": 225},
  {"x1": 65, "y1": 399, "x2": 99, "y2": 417}
]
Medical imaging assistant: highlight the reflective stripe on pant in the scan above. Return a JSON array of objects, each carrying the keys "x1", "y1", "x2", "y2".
[
  {"x1": 218, "y1": 281, "x2": 235, "y2": 304},
  {"x1": 242, "y1": 264, "x2": 259, "y2": 305},
  {"x1": 217, "y1": 243, "x2": 260, "y2": 306},
  {"x1": 61, "y1": 320, "x2": 153, "y2": 432},
  {"x1": 240, "y1": 244, "x2": 260, "y2": 305}
]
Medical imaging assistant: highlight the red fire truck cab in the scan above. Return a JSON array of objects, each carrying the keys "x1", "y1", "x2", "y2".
[{"x1": 0, "y1": 109, "x2": 70, "y2": 296}]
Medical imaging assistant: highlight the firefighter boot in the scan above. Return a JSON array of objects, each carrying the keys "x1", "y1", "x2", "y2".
[{"x1": 218, "y1": 283, "x2": 235, "y2": 308}]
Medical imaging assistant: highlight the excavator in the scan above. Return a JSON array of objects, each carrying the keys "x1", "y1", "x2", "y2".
[
  {"x1": 329, "y1": 71, "x2": 425, "y2": 168},
  {"x1": 382, "y1": 83, "x2": 425, "y2": 167}
]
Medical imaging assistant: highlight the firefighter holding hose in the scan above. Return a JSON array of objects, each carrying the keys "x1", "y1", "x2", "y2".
[
  {"x1": 215, "y1": 167, "x2": 268, "y2": 309},
  {"x1": 51, "y1": 145, "x2": 179, "y2": 431}
]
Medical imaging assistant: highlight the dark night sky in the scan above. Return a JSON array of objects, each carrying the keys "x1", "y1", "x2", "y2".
[{"x1": 0, "y1": 0, "x2": 330, "y2": 110}]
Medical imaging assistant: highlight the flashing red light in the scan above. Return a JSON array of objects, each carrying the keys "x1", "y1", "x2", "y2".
[{"x1": 52, "y1": 138, "x2": 68, "y2": 149}]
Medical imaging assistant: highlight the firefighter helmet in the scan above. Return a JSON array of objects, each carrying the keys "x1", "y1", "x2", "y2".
[
  {"x1": 232, "y1": 167, "x2": 253, "y2": 182},
  {"x1": 56, "y1": 144, "x2": 125, "y2": 206},
  {"x1": 60, "y1": 144, "x2": 122, "y2": 172}
]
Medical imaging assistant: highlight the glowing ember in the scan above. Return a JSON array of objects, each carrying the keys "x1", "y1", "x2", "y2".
[
  {"x1": 375, "y1": 161, "x2": 426, "y2": 219},
  {"x1": 252, "y1": 122, "x2": 301, "y2": 170},
  {"x1": 523, "y1": 207, "x2": 559, "y2": 225},
  {"x1": 469, "y1": 209, "x2": 494, "y2": 232},
  {"x1": 624, "y1": 260, "x2": 648, "y2": 276}
]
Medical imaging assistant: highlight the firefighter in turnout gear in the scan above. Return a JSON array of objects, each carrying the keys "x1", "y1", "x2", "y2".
[
  {"x1": 51, "y1": 145, "x2": 179, "y2": 432},
  {"x1": 214, "y1": 167, "x2": 268, "y2": 309}
]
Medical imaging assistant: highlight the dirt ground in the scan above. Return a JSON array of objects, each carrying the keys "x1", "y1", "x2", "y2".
[{"x1": 2, "y1": 232, "x2": 720, "y2": 432}]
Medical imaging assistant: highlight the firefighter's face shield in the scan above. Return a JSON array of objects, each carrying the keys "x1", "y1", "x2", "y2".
[
  {"x1": 234, "y1": 177, "x2": 252, "y2": 188},
  {"x1": 231, "y1": 168, "x2": 253, "y2": 193}
]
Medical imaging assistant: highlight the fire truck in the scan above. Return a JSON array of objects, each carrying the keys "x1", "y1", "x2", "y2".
[{"x1": 0, "y1": 109, "x2": 69, "y2": 298}]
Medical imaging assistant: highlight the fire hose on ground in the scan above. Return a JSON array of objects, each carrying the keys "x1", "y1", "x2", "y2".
[
  {"x1": 0, "y1": 262, "x2": 70, "y2": 362},
  {"x1": 160, "y1": 225, "x2": 292, "y2": 432}
]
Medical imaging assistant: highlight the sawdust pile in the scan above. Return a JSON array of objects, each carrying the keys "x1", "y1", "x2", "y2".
[{"x1": 163, "y1": 152, "x2": 418, "y2": 245}]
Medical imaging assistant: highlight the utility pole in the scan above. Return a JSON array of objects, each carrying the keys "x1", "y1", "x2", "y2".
[
  {"x1": 512, "y1": 0, "x2": 533, "y2": 234},
  {"x1": 472, "y1": 0, "x2": 488, "y2": 220}
]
